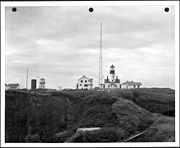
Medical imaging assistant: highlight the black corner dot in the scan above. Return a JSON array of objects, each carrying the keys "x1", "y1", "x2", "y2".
[
  {"x1": 164, "y1": 7, "x2": 169, "y2": 12},
  {"x1": 12, "y1": 7, "x2": 17, "y2": 12},
  {"x1": 89, "y1": 7, "x2": 94, "y2": 12}
]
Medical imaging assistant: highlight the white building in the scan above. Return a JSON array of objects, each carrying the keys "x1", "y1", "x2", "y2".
[
  {"x1": 6, "y1": 83, "x2": 19, "y2": 90},
  {"x1": 104, "y1": 65, "x2": 121, "y2": 89},
  {"x1": 121, "y1": 81, "x2": 142, "y2": 89},
  {"x1": 77, "y1": 75, "x2": 93, "y2": 90},
  {"x1": 39, "y1": 78, "x2": 46, "y2": 89}
]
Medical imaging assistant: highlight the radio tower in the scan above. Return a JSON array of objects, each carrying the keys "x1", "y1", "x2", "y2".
[{"x1": 99, "y1": 22, "x2": 103, "y2": 89}]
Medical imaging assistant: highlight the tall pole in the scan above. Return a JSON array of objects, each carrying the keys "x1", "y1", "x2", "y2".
[
  {"x1": 26, "y1": 68, "x2": 28, "y2": 89},
  {"x1": 99, "y1": 22, "x2": 103, "y2": 89}
]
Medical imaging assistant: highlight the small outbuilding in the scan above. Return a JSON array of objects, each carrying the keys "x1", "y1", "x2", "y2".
[
  {"x1": 8, "y1": 83, "x2": 19, "y2": 90},
  {"x1": 121, "y1": 81, "x2": 141, "y2": 89}
]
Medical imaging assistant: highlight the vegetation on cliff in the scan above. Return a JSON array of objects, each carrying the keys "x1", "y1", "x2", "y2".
[{"x1": 5, "y1": 88, "x2": 175, "y2": 142}]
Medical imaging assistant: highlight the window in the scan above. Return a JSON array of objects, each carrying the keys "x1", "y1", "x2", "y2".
[
  {"x1": 84, "y1": 84, "x2": 88, "y2": 87},
  {"x1": 80, "y1": 84, "x2": 82, "y2": 86},
  {"x1": 85, "y1": 80, "x2": 87, "y2": 83},
  {"x1": 81, "y1": 80, "x2": 83, "y2": 83}
]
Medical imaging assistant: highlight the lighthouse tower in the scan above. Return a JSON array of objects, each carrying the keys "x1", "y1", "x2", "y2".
[
  {"x1": 110, "y1": 65, "x2": 115, "y2": 82},
  {"x1": 104, "y1": 65, "x2": 120, "y2": 89}
]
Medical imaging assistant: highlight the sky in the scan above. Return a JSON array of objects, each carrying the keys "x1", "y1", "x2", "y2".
[{"x1": 5, "y1": 5, "x2": 175, "y2": 89}]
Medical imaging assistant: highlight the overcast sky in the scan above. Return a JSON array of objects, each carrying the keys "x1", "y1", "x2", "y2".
[{"x1": 5, "y1": 5, "x2": 175, "y2": 89}]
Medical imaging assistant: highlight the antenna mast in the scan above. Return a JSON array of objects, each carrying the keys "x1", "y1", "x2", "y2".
[
  {"x1": 99, "y1": 22, "x2": 103, "y2": 89},
  {"x1": 26, "y1": 68, "x2": 28, "y2": 89}
]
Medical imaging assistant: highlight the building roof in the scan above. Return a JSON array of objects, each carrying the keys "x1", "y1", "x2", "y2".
[
  {"x1": 104, "y1": 78, "x2": 120, "y2": 83},
  {"x1": 104, "y1": 79, "x2": 110, "y2": 83},
  {"x1": 121, "y1": 81, "x2": 141, "y2": 86},
  {"x1": 110, "y1": 64, "x2": 115, "y2": 68},
  {"x1": 8, "y1": 83, "x2": 19, "y2": 87},
  {"x1": 78, "y1": 75, "x2": 93, "y2": 81},
  {"x1": 115, "y1": 79, "x2": 120, "y2": 83}
]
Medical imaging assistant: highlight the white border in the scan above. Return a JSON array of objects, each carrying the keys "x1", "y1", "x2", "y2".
[{"x1": 1, "y1": 1, "x2": 179, "y2": 147}]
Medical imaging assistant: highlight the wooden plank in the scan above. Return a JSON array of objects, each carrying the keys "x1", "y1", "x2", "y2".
[{"x1": 124, "y1": 131, "x2": 147, "y2": 142}]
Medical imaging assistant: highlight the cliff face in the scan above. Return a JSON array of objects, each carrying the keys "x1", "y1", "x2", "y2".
[
  {"x1": 5, "y1": 91, "x2": 30, "y2": 142},
  {"x1": 5, "y1": 88, "x2": 175, "y2": 142},
  {"x1": 5, "y1": 91, "x2": 72, "y2": 142}
]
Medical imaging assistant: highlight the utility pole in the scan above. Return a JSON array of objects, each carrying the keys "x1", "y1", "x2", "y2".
[
  {"x1": 99, "y1": 22, "x2": 103, "y2": 89},
  {"x1": 26, "y1": 68, "x2": 28, "y2": 90}
]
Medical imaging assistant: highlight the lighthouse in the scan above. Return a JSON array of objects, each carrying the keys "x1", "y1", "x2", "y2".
[
  {"x1": 104, "y1": 65, "x2": 121, "y2": 89},
  {"x1": 110, "y1": 65, "x2": 115, "y2": 82}
]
